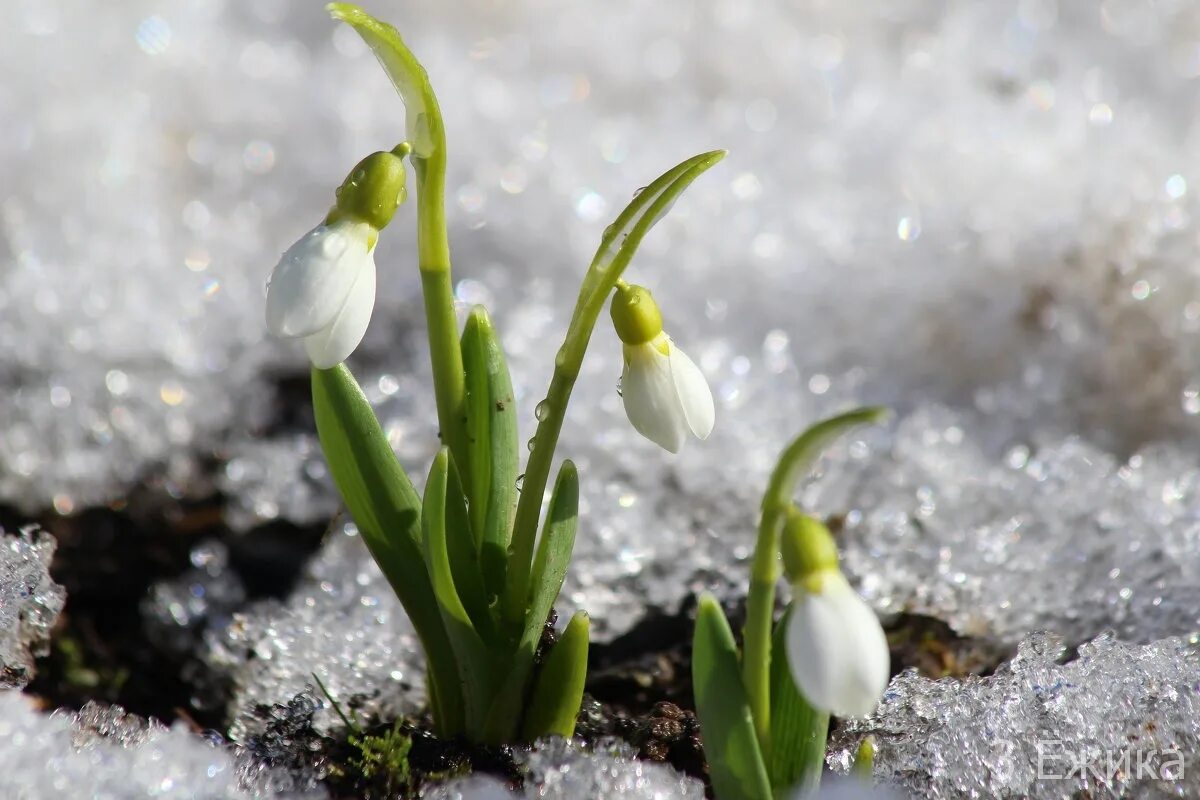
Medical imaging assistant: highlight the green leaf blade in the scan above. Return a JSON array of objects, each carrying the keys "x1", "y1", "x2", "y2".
[
  {"x1": 692, "y1": 594, "x2": 772, "y2": 800},
  {"x1": 326, "y1": 3, "x2": 442, "y2": 159},
  {"x1": 763, "y1": 406, "x2": 889, "y2": 514},
  {"x1": 578, "y1": 150, "x2": 725, "y2": 306},
  {"x1": 421, "y1": 449, "x2": 495, "y2": 737},
  {"x1": 485, "y1": 461, "x2": 579, "y2": 743},
  {"x1": 521, "y1": 610, "x2": 590, "y2": 741},
  {"x1": 525, "y1": 460, "x2": 579, "y2": 636},
  {"x1": 310, "y1": 365, "x2": 463, "y2": 735},
  {"x1": 461, "y1": 307, "x2": 518, "y2": 599},
  {"x1": 768, "y1": 609, "x2": 829, "y2": 796},
  {"x1": 443, "y1": 449, "x2": 496, "y2": 643}
]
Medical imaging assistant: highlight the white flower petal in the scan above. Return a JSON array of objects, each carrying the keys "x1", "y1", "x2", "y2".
[
  {"x1": 265, "y1": 219, "x2": 372, "y2": 338},
  {"x1": 302, "y1": 253, "x2": 376, "y2": 369},
  {"x1": 621, "y1": 341, "x2": 687, "y2": 453},
  {"x1": 666, "y1": 341, "x2": 714, "y2": 440},
  {"x1": 786, "y1": 573, "x2": 890, "y2": 718}
]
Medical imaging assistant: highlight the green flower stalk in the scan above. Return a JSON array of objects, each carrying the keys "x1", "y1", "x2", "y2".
[
  {"x1": 692, "y1": 408, "x2": 889, "y2": 799},
  {"x1": 264, "y1": 3, "x2": 725, "y2": 744}
]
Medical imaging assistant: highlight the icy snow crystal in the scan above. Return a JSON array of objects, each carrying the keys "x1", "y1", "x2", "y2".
[
  {"x1": 423, "y1": 738, "x2": 704, "y2": 799},
  {"x1": 197, "y1": 521, "x2": 426, "y2": 740},
  {"x1": 829, "y1": 631, "x2": 1200, "y2": 799},
  {"x1": 0, "y1": 693, "x2": 325, "y2": 799},
  {"x1": 0, "y1": 527, "x2": 64, "y2": 688},
  {"x1": 806, "y1": 404, "x2": 1200, "y2": 645}
]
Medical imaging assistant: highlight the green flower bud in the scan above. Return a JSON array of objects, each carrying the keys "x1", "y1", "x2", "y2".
[
  {"x1": 781, "y1": 508, "x2": 841, "y2": 591},
  {"x1": 329, "y1": 148, "x2": 408, "y2": 230},
  {"x1": 609, "y1": 283, "x2": 664, "y2": 346}
]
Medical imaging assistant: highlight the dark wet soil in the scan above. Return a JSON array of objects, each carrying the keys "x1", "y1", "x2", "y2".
[
  {"x1": 21, "y1": 491, "x2": 1008, "y2": 799},
  {"x1": 22, "y1": 490, "x2": 327, "y2": 726}
]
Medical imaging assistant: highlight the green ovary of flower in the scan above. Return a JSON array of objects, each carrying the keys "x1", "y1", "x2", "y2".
[{"x1": 328, "y1": 149, "x2": 409, "y2": 231}]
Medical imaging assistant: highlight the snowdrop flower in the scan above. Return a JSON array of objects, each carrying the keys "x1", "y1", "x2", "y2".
[
  {"x1": 609, "y1": 282, "x2": 714, "y2": 453},
  {"x1": 782, "y1": 512, "x2": 889, "y2": 718},
  {"x1": 265, "y1": 147, "x2": 407, "y2": 369}
]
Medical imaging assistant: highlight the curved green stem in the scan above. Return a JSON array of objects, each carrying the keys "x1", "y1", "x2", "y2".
[
  {"x1": 501, "y1": 150, "x2": 726, "y2": 626},
  {"x1": 741, "y1": 407, "x2": 888, "y2": 753}
]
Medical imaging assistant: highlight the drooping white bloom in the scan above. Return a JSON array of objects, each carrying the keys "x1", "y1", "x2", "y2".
[
  {"x1": 620, "y1": 331, "x2": 715, "y2": 453},
  {"x1": 785, "y1": 570, "x2": 890, "y2": 718},
  {"x1": 265, "y1": 218, "x2": 377, "y2": 369}
]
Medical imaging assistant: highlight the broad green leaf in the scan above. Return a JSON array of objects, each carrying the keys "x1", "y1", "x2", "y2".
[
  {"x1": 484, "y1": 461, "x2": 579, "y2": 743},
  {"x1": 768, "y1": 609, "x2": 829, "y2": 796},
  {"x1": 310, "y1": 365, "x2": 463, "y2": 735},
  {"x1": 461, "y1": 306, "x2": 518, "y2": 599},
  {"x1": 693, "y1": 594, "x2": 772, "y2": 800},
  {"x1": 422, "y1": 448, "x2": 495, "y2": 735},
  {"x1": 521, "y1": 610, "x2": 590, "y2": 740},
  {"x1": 326, "y1": 3, "x2": 442, "y2": 160}
]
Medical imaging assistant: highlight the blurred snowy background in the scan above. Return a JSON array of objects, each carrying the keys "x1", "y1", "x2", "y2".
[{"x1": 4, "y1": 0, "x2": 1200, "y2": 796}]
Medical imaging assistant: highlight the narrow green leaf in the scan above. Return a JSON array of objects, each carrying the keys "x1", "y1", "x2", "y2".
[
  {"x1": 762, "y1": 406, "x2": 890, "y2": 515},
  {"x1": 576, "y1": 150, "x2": 726, "y2": 313},
  {"x1": 326, "y1": 3, "x2": 442, "y2": 161},
  {"x1": 422, "y1": 448, "x2": 495, "y2": 736},
  {"x1": 421, "y1": 449, "x2": 475, "y2": 633},
  {"x1": 768, "y1": 609, "x2": 829, "y2": 796},
  {"x1": 311, "y1": 366, "x2": 422, "y2": 544},
  {"x1": 521, "y1": 610, "x2": 590, "y2": 740},
  {"x1": 310, "y1": 365, "x2": 463, "y2": 735},
  {"x1": 526, "y1": 461, "x2": 579, "y2": 634},
  {"x1": 443, "y1": 449, "x2": 496, "y2": 643},
  {"x1": 693, "y1": 594, "x2": 772, "y2": 800},
  {"x1": 591, "y1": 150, "x2": 726, "y2": 270},
  {"x1": 461, "y1": 306, "x2": 518, "y2": 599},
  {"x1": 484, "y1": 461, "x2": 579, "y2": 743}
]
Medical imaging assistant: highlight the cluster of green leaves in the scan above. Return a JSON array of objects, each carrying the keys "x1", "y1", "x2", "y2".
[
  {"x1": 313, "y1": 4, "x2": 724, "y2": 744},
  {"x1": 692, "y1": 408, "x2": 887, "y2": 799}
]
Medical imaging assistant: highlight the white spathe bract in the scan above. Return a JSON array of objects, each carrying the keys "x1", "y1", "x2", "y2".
[
  {"x1": 620, "y1": 331, "x2": 714, "y2": 453},
  {"x1": 786, "y1": 571, "x2": 890, "y2": 718},
  {"x1": 265, "y1": 218, "x2": 377, "y2": 369}
]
